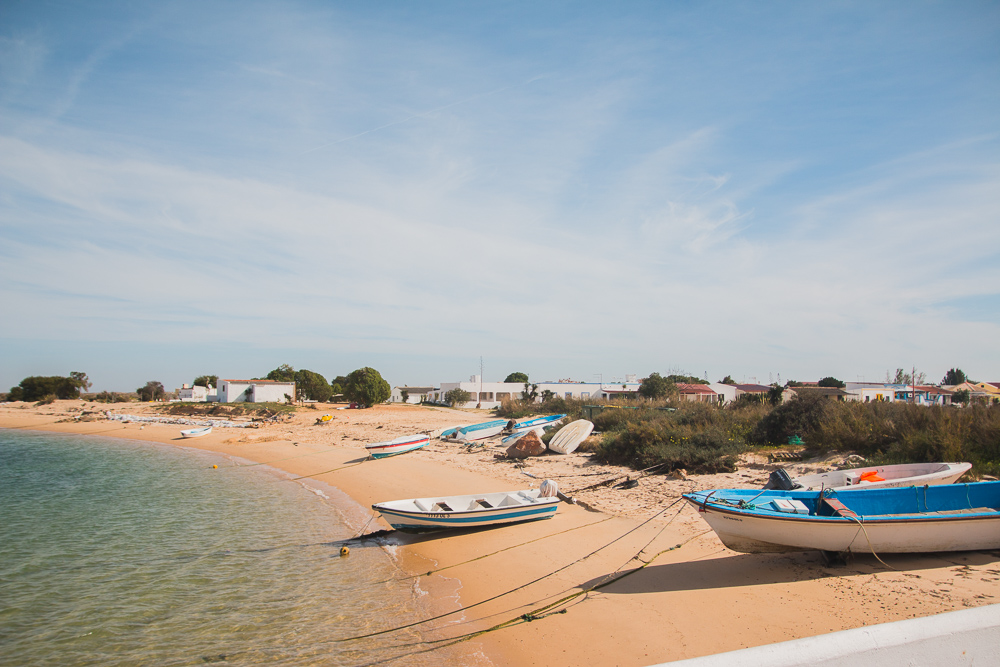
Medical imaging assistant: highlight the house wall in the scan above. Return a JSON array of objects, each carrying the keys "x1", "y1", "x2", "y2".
[
  {"x1": 708, "y1": 383, "x2": 737, "y2": 404},
  {"x1": 176, "y1": 384, "x2": 208, "y2": 402},
  {"x1": 218, "y1": 380, "x2": 295, "y2": 403}
]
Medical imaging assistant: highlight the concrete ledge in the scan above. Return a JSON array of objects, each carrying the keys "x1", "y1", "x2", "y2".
[{"x1": 659, "y1": 603, "x2": 1000, "y2": 666}]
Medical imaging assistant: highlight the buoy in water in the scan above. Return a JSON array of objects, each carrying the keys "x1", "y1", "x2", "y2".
[{"x1": 340, "y1": 546, "x2": 350, "y2": 557}]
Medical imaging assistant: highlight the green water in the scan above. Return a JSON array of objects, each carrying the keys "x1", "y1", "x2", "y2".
[{"x1": 0, "y1": 430, "x2": 464, "y2": 666}]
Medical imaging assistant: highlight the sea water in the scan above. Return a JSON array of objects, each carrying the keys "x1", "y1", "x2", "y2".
[{"x1": 0, "y1": 430, "x2": 472, "y2": 666}]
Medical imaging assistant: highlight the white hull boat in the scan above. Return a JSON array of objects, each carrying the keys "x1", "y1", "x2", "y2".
[
  {"x1": 441, "y1": 419, "x2": 508, "y2": 441},
  {"x1": 373, "y1": 486, "x2": 560, "y2": 532},
  {"x1": 180, "y1": 426, "x2": 212, "y2": 438},
  {"x1": 508, "y1": 414, "x2": 566, "y2": 434},
  {"x1": 684, "y1": 481, "x2": 1000, "y2": 554},
  {"x1": 547, "y1": 419, "x2": 594, "y2": 454},
  {"x1": 366, "y1": 434, "x2": 430, "y2": 459},
  {"x1": 790, "y1": 462, "x2": 971, "y2": 490}
]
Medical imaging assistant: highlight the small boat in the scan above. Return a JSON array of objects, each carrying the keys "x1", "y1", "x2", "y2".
[
  {"x1": 683, "y1": 481, "x2": 1000, "y2": 554},
  {"x1": 180, "y1": 426, "x2": 212, "y2": 438},
  {"x1": 783, "y1": 462, "x2": 972, "y2": 491},
  {"x1": 547, "y1": 419, "x2": 594, "y2": 454},
  {"x1": 372, "y1": 484, "x2": 561, "y2": 532},
  {"x1": 365, "y1": 434, "x2": 430, "y2": 459},
  {"x1": 441, "y1": 419, "x2": 508, "y2": 441},
  {"x1": 507, "y1": 414, "x2": 567, "y2": 434}
]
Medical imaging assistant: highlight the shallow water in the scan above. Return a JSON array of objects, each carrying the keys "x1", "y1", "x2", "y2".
[{"x1": 0, "y1": 430, "x2": 467, "y2": 666}]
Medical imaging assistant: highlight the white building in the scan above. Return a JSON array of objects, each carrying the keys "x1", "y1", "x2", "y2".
[
  {"x1": 217, "y1": 379, "x2": 296, "y2": 403},
  {"x1": 708, "y1": 383, "x2": 737, "y2": 404},
  {"x1": 390, "y1": 386, "x2": 437, "y2": 404},
  {"x1": 429, "y1": 376, "x2": 641, "y2": 409},
  {"x1": 175, "y1": 383, "x2": 212, "y2": 402},
  {"x1": 845, "y1": 383, "x2": 897, "y2": 403}
]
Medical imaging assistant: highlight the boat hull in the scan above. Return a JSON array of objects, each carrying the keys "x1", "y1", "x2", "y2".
[
  {"x1": 366, "y1": 435, "x2": 430, "y2": 459},
  {"x1": 180, "y1": 427, "x2": 212, "y2": 438},
  {"x1": 510, "y1": 414, "x2": 566, "y2": 434},
  {"x1": 441, "y1": 419, "x2": 508, "y2": 441},
  {"x1": 793, "y1": 462, "x2": 972, "y2": 491},
  {"x1": 548, "y1": 419, "x2": 594, "y2": 454},
  {"x1": 684, "y1": 482, "x2": 1000, "y2": 554},
  {"x1": 373, "y1": 489, "x2": 559, "y2": 532}
]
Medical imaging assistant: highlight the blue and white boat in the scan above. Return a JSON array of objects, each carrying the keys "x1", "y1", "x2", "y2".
[
  {"x1": 684, "y1": 481, "x2": 1000, "y2": 554},
  {"x1": 372, "y1": 486, "x2": 560, "y2": 532},
  {"x1": 508, "y1": 414, "x2": 566, "y2": 434},
  {"x1": 440, "y1": 419, "x2": 508, "y2": 441},
  {"x1": 365, "y1": 434, "x2": 430, "y2": 459}
]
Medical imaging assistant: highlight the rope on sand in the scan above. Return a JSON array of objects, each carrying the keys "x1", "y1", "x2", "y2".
[{"x1": 333, "y1": 497, "x2": 687, "y2": 644}]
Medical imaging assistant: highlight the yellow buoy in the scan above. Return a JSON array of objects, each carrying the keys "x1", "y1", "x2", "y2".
[
  {"x1": 340, "y1": 546, "x2": 350, "y2": 557},
  {"x1": 213, "y1": 465, "x2": 218, "y2": 469}
]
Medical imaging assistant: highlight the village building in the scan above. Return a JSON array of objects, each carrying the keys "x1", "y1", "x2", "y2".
[
  {"x1": 175, "y1": 383, "x2": 212, "y2": 402},
  {"x1": 216, "y1": 379, "x2": 296, "y2": 403},
  {"x1": 389, "y1": 386, "x2": 437, "y2": 404},
  {"x1": 676, "y1": 383, "x2": 718, "y2": 402},
  {"x1": 708, "y1": 383, "x2": 738, "y2": 404},
  {"x1": 429, "y1": 376, "x2": 642, "y2": 409}
]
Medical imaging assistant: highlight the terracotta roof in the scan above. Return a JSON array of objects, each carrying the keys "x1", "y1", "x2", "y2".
[{"x1": 676, "y1": 383, "x2": 717, "y2": 394}]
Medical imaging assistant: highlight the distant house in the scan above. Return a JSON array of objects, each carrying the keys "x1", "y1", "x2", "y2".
[
  {"x1": 734, "y1": 384, "x2": 771, "y2": 400},
  {"x1": 676, "y1": 383, "x2": 718, "y2": 403},
  {"x1": 176, "y1": 383, "x2": 210, "y2": 402},
  {"x1": 390, "y1": 386, "x2": 436, "y2": 404},
  {"x1": 217, "y1": 379, "x2": 296, "y2": 403},
  {"x1": 708, "y1": 383, "x2": 737, "y2": 404},
  {"x1": 429, "y1": 375, "x2": 641, "y2": 409},
  {"x1": 845, "y1": 383, "x2": 896, "y2": 403}
]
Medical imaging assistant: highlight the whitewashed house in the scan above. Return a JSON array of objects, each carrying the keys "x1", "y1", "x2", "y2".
[
  {"x1": 390, "y1": 386, "x2": 436, "y2": 404},
  {"x1": 430, "y1": 376, "x2": 641, "y2": 409},
  {"x1": 708, "y1": 383, "x2": 738, "y2": 404},
  {"x1": 217, "y1": 379, "x2": 296, "y2": 403},
  {"x1": 176, "y1": 383, "x2": 210, "y2": 402},
  {"x1": 845, "y1": 383, "x2": 897, "y2": 403}
]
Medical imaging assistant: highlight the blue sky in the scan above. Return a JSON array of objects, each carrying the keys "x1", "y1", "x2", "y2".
[{"x1": 1, "y1": 1, "x2": 998, "y2": 392}]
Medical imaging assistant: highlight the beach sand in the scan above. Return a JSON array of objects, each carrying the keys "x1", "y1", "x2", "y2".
[{"x1": 3, "y1": 400, "x2": 998, "y2": 666}]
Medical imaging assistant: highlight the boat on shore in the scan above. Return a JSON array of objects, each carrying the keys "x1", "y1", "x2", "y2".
[
  {"x1": 180, "y1": 426, "x2": 212, "y2": 438},
  {"x1": 372, "y1": 485, "x2": 560, "y2": 532},
  {"x1": 365, "y1": 434, "x2": 430, "y2": 459},
  {"x1": 683, "y1": 481, "x2": 1000, "y2": 554},
  {"x1": 780, "y1": 462, "x2": 971, "y2": 491},
  {"x1": 442, "y1": 419, "x2": 508, "y2": 441},
  {"x1": 506, "y1": 414, "x2": 566, "y2": 434},
  {"x1": 547, "y1": 419, "x2": 594, "y2": 454}
]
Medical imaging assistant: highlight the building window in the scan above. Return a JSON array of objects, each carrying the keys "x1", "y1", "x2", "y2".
[
  {"x1": 496, "y1": 392, "x2": 510, "y2": 401},
  {"x1": 581, "y1": 392, "x2": 589, "y2": 398}
]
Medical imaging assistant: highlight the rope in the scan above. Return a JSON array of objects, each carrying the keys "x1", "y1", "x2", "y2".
[
  {"x1": 567, "y1": 462, "x2": 669, "y2": 493},
  {"x1": 333, "y1": 498, "x2": 685, "y2": 644},
  {"x1": 288, "y1": 460, "x2": 366, "y2": 481}
]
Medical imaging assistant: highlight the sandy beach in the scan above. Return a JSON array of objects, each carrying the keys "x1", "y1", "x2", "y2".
[{"x1": 3, "y1": 400, "x2": 998, "y2": 666}]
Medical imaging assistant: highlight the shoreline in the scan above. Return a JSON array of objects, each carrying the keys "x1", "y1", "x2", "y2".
[{"x1": 3, "y1": 400, "x2": 999, "y2": 666}]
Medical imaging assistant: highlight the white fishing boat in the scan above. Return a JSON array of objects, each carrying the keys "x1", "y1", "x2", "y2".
[
  {"x1": 372, "y1": 484, "x2": 561, "y2": 532},
  {"x1": 365, "y1": 434, "x2": 430, "y2": 459},
  {"x1": 507, "y1": 414, "x2": 566, "y2": 434},
  {"x1": 684, "y1": 481, "x2": 1000, "y2": 554},
  {"x1": 501, "y1": 428, "x2": 544, "y2": 446},
  {"x1": 547, "y1": 419, "x2": 594, "y2": 454},
  {"x1": 781, "y1": 462, "x2": 972, "y2": 491},
  {"x1": 440, "y1": 419, "x2": 508, "y2": 441},
  {"x1": 180, "y1": 426, "x2": 212, "y2": 438}
]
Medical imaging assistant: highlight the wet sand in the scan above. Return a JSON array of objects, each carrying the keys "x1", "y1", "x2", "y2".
[{"x1": 3, "y1": 400, "x2": 998, "y2": 666}]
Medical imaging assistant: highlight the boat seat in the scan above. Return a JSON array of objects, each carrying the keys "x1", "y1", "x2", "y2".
[
  {"x1": 821, "y1": 497, "x2": 859, "y2": 520},
  {"x1": 413, "y1": 498, "x2": 431, "y2": 511},
  {"x1": 498, "y1": 495, "x2": 524, "y2": 507},
  {"x1": 518, "y1": 491, "x2": 536, "y2": 502},
  {"x1": 434, "y1": 502, "x2": 453, "y2": 512}
]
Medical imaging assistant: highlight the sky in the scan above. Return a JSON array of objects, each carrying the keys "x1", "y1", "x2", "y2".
[{"x1": 1, "y1": 1, "x2": 998, "y2": 393}]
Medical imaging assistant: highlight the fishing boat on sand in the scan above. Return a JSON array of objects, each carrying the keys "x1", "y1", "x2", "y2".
[
  {"x1": 180, "y1": 426, "x2": 212, "y2": 438},
  {"x1": 684, "y1": 481, "x2": 1000, "y2": 554},
  {"x1": 547, "y1": 419, "x2": 594, "y2": 454},
  {"x1": 365, "y1": 434, "x2": 430, "y2": 459},
  {"x1": 372, "y1": 482, "x2": 561, "y2": 532},
  {"x1": 507, "y1": 414, "x2": 566, "y2": 434},
  {"x1": 767, "y1": 462, "x2": 972, "y2": 491},
  {"x1": 440, "y1": 419, "x2": 508, "y2": 441}
]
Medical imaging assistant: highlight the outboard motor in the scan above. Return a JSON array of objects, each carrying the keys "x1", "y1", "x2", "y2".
[{"x1": 763, "y1": 467, "x2": 802, "y2": 491}]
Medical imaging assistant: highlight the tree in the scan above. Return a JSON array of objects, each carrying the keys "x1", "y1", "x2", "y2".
[
  {"x1": 540, "y1": 389, "x2": 555, "y2": 402},
  {"x1": 942, "y1": 368, "x2": 966, "y2": 385},
  {"x1": 193, "y1": 375, "x2": 218, "y2": 388},
  {"x1": 343, "y1": 367, "x2": 391, "y2": 407},
  {"x1": 786, "y1": 380, "x2": 803, "y2": 387},
  {"x1": 522, "y1": 383, "x2": 539, "y2": 401},
  {"x1": 14, "y1": 376, "x2": 80, "y2": 402},
  {"x1": 666, "y1": 374, "x2": 708, "y2": 385},
  {"x1": 890, "y1": 368, "x2": 926, "y2": 385},
  {"x1": 952, "y1": 389, "x2": 971, "y2": 406},
  {"x1": 266, "y1": 364, "x2": 296, "y2": 382},
  {"x1": 6, "y1": 386, "x2": 24, "y2": 401},
  {"x1": 137, "y1": 381, "x2": 166, "y2": 402},
  {"x1": 444, "y1": 388, "x2": 472, "y2": 406},
  {"x1": 768, "y1": 384, "x2": 786, "y2": 405},
  {"x1": 70, "y1": 372, "x2": 91, "y2": 393},
  {"x1": 817, "y1": 377, "x2": 845, "y2": 388},
  {"x1": 504, "y1": 372, "x2": 529, "y2": 383},
  {"x1": 329, "y1": 375, "x2": 348, "y2": 397},
  {"x1": 638, "y1": 372, "x2": 674, "y2": 399},
  {"x1": 719, "y1": 375, "x2": 736, "y2": 385},
  {"x1": 294, "y1": 369, "x2": 332, "y2": 402}
]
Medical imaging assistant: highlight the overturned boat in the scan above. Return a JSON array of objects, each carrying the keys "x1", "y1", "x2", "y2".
[{"x1": 765, "y1": 462, "x2": 972, "y2": 491}]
